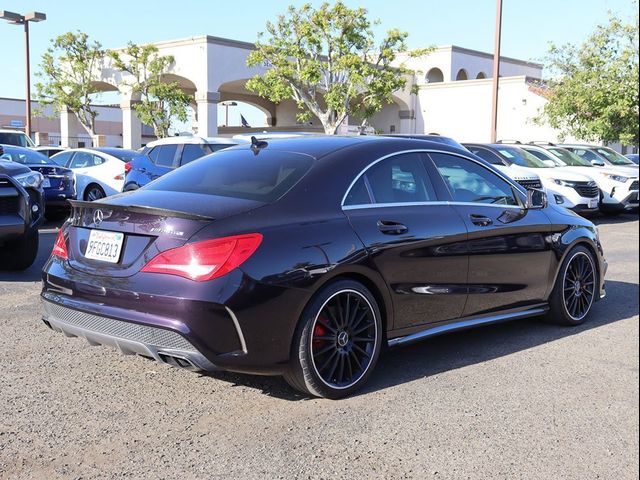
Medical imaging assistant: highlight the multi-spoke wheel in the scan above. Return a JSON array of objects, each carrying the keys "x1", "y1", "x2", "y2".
[
  {"x1": 285, "y1": 280, "x2": 382, "y2": 398},
  {"x1": 546, "y1": 246, "x2": 598, "y2": 325},
  {"x1": 84, "y1": 184, "x2": 105, "y2": 202}
]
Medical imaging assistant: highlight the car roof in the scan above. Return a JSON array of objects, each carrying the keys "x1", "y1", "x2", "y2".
[
  {"x1": 87, "y1": 147, "x2": 139, "y2": 155},
  {"x1": 145, "y1": 135, "x2": 241, "y2": 147},
  {"x1": 229, "y1": 135, "x2": 469, "y2": 160}
]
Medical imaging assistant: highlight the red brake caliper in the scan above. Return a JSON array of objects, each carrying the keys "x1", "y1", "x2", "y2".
[{"x1": 313, "y1": 319, "x2": 328, "y2": 348}]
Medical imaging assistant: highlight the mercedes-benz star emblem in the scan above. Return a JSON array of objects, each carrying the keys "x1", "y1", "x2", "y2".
[
  {"x1": 337, "y1": 331, "x2": 349, "y2": 347},
  {"x1": 93, "y1": 209, "x2": 104, "y2": 226}
]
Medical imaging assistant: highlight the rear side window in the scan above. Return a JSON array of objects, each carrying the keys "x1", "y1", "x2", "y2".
[
  {"x1": 69, "y1": 152, "x2": 104, "y2": 168},
  {"x1": 180, "y1": 144, "x2": 211, "y2": 166},
  {"x1": 430, "y1": 153, "x2": 518, "y2": 206},
  {"x1": 344, "y1": 152, "x2": 436, "y2": 206},
  {"x1": 147, "y1": 149, "x2": 314, "y2": 203},
  {"x1": 155, "y1": 145, "x2": 178, "y2": 167}
]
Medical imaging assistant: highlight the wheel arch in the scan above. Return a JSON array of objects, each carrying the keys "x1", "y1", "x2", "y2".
[
  {"x1": 548, "y1": 235, "x2": 602, "y2": 299},
  {"x1": 83, "y1": 182, "x2": 105, "y2": 200}
]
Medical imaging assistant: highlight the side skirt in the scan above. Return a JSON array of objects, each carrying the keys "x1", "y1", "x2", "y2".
[{"x1": 387, "y1": 305, "x2": 549, "y2": 348}]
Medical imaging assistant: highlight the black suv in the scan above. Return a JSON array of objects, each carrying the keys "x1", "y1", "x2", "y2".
[{"x1": 0, "y1": 148, "x2": 45, "y2": 270}]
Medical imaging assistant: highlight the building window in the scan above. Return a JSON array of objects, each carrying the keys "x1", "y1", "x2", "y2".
[
  {"x1": 476, "y1": 72, "x2": 487, "y2": 79},
  {"x1": 425, "y1": 68, "x2": 444, "y2": 83},
  {"x1": 456, "y1": 69, "x2": 468, "y2": 81}
]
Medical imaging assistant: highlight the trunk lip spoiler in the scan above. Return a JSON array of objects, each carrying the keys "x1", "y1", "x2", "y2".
[{"x1": 68, "y1": 199, "x2": 214, "y2": 222}]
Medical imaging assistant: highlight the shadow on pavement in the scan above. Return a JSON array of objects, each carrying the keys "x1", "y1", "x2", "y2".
[{"x1": 207, "y1": 279, "x2": 637, "y2": 400}]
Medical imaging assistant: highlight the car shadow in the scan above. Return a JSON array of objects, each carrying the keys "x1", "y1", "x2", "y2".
[
  {"x1": 203, "y1": 279, "x2": 638, "y2": 401},
  {"x1": 592, "y1": 211, "x2": 639, "y2": 226}
]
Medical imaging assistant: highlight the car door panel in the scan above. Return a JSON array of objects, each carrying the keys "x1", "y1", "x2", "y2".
[
  {"x1": 346, "y1": 205, "x2": 469, "y2": 329},
  {"x1": 427, "y1": 152, "x2": 554, "y2": 317}
]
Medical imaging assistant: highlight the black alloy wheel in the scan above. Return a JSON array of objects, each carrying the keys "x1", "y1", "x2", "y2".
[
  {"x1": 562, "y1": 251, "x2": 596, "y2": 322},
  {"x1": 285, "y1": 280, "x2": 382, "y2": 398},
  {"x1": 85, "y1": 184, "x2": 105, "y2": 201}
]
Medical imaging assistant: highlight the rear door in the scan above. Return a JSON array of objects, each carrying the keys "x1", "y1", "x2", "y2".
[
  {"x1": 145, "y1": 145, "x2": 179, "y2": 183},
  {"x1": 427, "y1": 152, "x2": 553, "y2": 317},
  {"x1": 343, "y1": 151, "x2": 469, "y2": 331}
]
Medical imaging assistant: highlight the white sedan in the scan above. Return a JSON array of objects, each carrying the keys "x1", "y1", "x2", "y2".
[{"x1": 51, "y1": 147, "x2": 140, "y2": 201}]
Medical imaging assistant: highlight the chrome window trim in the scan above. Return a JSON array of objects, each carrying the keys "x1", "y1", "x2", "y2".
[
  {"x1": 340, "y1": 148, "x2": 526, "y2": 209},
  {"x1": 343, "y1": 201, "x2": 525, "y2": 211}
]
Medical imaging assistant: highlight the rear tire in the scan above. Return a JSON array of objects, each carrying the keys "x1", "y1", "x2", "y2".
[
  {"x1": 84, "y1": 184, "x2": 106, "y2": 201},
  {"x1": 0, "y1": 230, "x2": 39, "y2": 270},
  {"x1": 545, "y1": 245, "x2": 597, "y2": 326},
  {"x1": 284, "y1": 279, "x2": 383, "y2": 399}
]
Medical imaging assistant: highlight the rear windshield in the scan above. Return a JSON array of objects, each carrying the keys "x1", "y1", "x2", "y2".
[{"x1": 147, "y1": 148, "x2": 314, "y2": 202}]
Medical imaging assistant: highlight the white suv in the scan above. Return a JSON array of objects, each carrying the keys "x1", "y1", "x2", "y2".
[
  {"x1": 0, "y1": 129, "x2": 36, "y2": 148},
  {"x1": 523, "y1": 144, "x2": 639, "y2": 214},
  {"x1": 465, "y1": 143, "x2": 600, "y2": 215}
]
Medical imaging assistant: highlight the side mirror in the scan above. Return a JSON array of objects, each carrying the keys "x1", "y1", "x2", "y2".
[
  {"x1": 525, "y1": 188, "x2": 547, "y2": 210},
  {"x1": 591, "y1": 159, "x2": 605, "y2": 167},
  {"x1": 543, "y1": 160, "x2": 556, "y2": 167}
]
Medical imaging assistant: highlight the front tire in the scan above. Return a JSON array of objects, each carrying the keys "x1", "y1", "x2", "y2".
[
  {"x1": 284, "y1": 280, "x2": 383, "y2": 399},
  {"x1": 546, "y1": 245, "x2": 597, "y2": 326}
]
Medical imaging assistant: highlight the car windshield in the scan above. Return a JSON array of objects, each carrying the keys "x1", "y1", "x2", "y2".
[
  {"x1": 0, "y1": 147, "x2": 50, "y2": 165},
  {"x1": 147, "y1": 148, "x2": 314, "y2": 203},
  {"x1": 496, "y1": 147, "x2": 551, "y2": 168},
  {"x1": 594, "y1": 147, "x2": 635, "y2": 166},
  {"x1": 548, "y1": 148, "x2": 592, "y2": 167},
  {"x1": 0, "y1": 131, "x2": 36, "y2": 147}
]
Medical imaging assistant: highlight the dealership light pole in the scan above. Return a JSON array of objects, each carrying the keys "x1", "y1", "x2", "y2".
[
  {"x1": 490, "y1": 0, "x2": 503, "y2": 143},
  {"x1": 221, "y1": 101, "x2": 238, "y2": 127},
  {"x1": 0, "y1": 10, "x2": 47, "y2": 139}
]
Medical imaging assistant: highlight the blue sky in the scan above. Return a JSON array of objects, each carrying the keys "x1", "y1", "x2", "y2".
[{"x1": 0, "y1": 0, "x2": 634, "y2": 127}]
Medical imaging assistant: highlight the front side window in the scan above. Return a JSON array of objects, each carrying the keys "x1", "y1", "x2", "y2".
[
  {"x1": 430, "y1": 153, "x2": 519, "y2": 206},
  {"x1": 568, "y1": 148, "x2": 600, "y2": 162},
  {"x1": 51, "y1": 151, "x2": 73, "y2": 167},
  {"x1": 344, "y1": 153, "x2": 436, "y2": 206},
  {"x1": 548, "y1": 148, "x2": 592, "y2": 167}
]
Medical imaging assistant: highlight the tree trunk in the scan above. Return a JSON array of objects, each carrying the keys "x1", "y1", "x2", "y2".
[{"x1": 324, "y1": 122, "x2": 340, "y2": 135}]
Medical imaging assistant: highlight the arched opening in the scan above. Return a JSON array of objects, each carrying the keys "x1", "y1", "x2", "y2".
[
  {"x1": 159, "y1": 73, "x2": 197, "y2": 95},
  {"x1": 217, "y1": 79, "x2": 277, "y2": 131},
  {"x1": 455, "y1": 69, "x2": 468, "y2": 81},
  {"x1": 426, "y1": 68, "x2": 444, "y2": 83},
  {"x1": 476, "y1": 72, "x2": 487, "y2": 79}
]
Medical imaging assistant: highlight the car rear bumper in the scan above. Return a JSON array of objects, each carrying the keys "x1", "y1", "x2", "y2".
[{"x1": 42, "y1": 298, "x2": 219, "y2": 371}]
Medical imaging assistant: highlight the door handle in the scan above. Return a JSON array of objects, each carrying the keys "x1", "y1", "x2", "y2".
[
  {"x1": 377, "y1": 220, "x2": 408, "y2": 235},
  {"x1": 469, "y1": 214, "x2": 493, "y2": 227}
]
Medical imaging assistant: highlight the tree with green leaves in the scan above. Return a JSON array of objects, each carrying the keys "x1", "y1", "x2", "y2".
[
  {"x1": 36, "y1": 31, "x2": 105, "y2": 137},
  {"x1": 246, "y1": 1, "x2": 428, "y2": 135},
  {"x1": 539, "y1": 7, "x2": 639, "y2": 146},
  {"x1": 108, "y1": 43, "x2": 191, "y2": 138}
]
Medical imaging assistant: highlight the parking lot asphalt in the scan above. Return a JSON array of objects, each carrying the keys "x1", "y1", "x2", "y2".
[{"x1": 0, "y1": 214, "x2": 638, "y2": 479}]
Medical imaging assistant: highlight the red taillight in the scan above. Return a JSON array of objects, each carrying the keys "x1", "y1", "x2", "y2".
[
  {"x1": 141, "y1": 233, "x2": 263, "y2": 281},
  {"x1": 52, "y1": 229, "x2": 68, "y2": 259},
  {"x1": 124, "y1": 162, "x2": 132, "y2": 174}
]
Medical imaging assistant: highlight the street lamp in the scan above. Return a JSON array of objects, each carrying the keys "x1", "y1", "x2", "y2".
[
  {"x1": 220, "y1": 101, "x2": 238, "y2": 126},
  {"x1": 1, "y1": 10, "x2": 47, "y2": 139}
]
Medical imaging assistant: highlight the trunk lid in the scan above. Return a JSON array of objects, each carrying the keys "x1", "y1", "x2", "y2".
[{"x1": 66, "y1": 190, "x2": 264, "y2": 277}]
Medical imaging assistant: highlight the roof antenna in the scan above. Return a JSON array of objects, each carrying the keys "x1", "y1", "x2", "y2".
[{"x1": 250, "y1": 136, "x2": 268, "y2": 154}]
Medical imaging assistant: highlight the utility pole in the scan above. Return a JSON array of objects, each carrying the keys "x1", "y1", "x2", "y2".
[{"x1": 490, "y1": 0, "x2": 503, "y2": 143}]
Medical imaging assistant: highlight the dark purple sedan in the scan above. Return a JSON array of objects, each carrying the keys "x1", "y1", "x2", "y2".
[{"x1": 41, "y1": 136, "x2": 606, "y2": 398}]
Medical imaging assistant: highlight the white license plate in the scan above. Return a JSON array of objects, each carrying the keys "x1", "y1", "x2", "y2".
[
  {"x1": 85, "y1": 230, "x2": 124, "y2": 263},
  {"x1": 43, "y1": 178, "x2": 50, "y2": 188},
  {"x1": 588, "y1": 198, "x2": 598, "y2": 209}
]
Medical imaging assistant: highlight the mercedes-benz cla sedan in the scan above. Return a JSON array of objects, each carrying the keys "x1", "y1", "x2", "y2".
[{"x1": 41, "y1": 136, "x2": 607, "y2": 398}]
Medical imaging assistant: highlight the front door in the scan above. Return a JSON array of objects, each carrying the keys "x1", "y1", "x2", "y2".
[{"x1": 427, "y1": 152, "x2": 554, "y2": 317}]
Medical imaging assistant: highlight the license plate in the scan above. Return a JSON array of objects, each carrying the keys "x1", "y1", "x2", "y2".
[
  {"x1": 85, "y1": 230, "x2": 124, "y2": 263},
  {"x1": 43, "y1": 178, "x2": 50, "y2": 188},
  {"x1": 588, "y1": 198, "x2": 598, "y2": 209}
]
